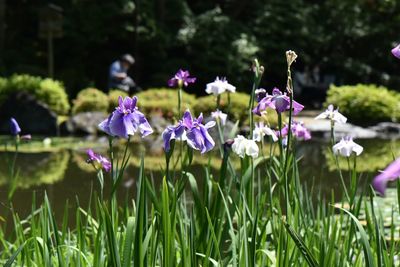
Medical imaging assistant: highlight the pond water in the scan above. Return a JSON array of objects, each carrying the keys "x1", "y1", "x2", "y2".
[{"x1": 0, "y1": 136, "x2": 399, "y2": 222}]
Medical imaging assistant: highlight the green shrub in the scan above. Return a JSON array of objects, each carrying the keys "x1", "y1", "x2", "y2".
[
  {"x1": 72, "y1": 88, "x2": 109, "y2": 114},
  {"x1": 136, "y1": 88, "x2": 196, "y2": 119},
  {"x1": 325, "y1": 84, "x2": 400, "y2": 124},
  {"x1": 192, "y1": 92, "x2": 278, "y2": 126},
  {"x1": 108, "y1": 89, "x2": 128, "y2": 111},
  {"x1": 0, "y1": 74, "x2": 70, "y2": 115}
]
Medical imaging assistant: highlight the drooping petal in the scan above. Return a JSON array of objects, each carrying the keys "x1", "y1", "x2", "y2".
[
  {"x1": 204, "y1": 121, "x2": 216, "y2": 129},
  {"x1": 162, "y1": 127, "x2": 175, "y2": 152},
  {"x1": 9, "y1": 117, "x2": 21, "y2": 135},
  {"x1": 315, "y1": 111, "x2": 328, "y2": 120},
  {"x1": 98, "y1": 114, "x2": 113, "y2": 136},
  {"x1": 108, "y1": 112, "x2": 129, "y2": 138},
  {"x1": 351, "y1": 141, "x2": 363, "y2": 156},
  {"x1": 246, "y1": 140, "x2": 259, "y2": 158},
  {"x1": 372, "y1": 158, "x2": 400, "y2": 195},
  {"x1": 274, "y1": 95, "x2": 290, "y2": 113},
  {"x1": 186, "y1": 127, "x2": 205, "y2": 152},
  {"x1": 333, "y1": 112, "x2": 347, "y2": 124},
  {"x1": 199, "y1": 125, "x2": 215, "y2": 153},
  {"x1": 392, "y1": 44, "x2": 400, "y2": 59},
  {"x1": 292, "y1": 100, "x2": 304, "y2": 115},
  {"x1": 232, "y1": 135, "x2": 247, "y2": 158}
]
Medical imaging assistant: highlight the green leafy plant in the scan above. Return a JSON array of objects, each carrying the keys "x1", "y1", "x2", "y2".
[
  {"x1": 72, "y1": 88, "x2": 109, "y2": 114},
  {"x1": 0, "y1": 74, "x2": 70, "y2": 115},
  {"x1": 325, "y1": 84, "x2": 400, "y2": 125}
]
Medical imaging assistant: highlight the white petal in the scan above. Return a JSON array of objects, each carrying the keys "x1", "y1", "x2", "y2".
[
  {"x1": 352, "y1": 142, "x2": 363, "y2": 156},
  {"x1": 314, "y1": 111, "x2": 328, "y2": 120},
  {"x1": 252, "y1": 130, "x2": 262, "y2": 142},
  {"x1": 263, "y1": 127, "x2": 278, "y2": 142},
  {"x1": 232, "y1": 135, "x2": 246, "y2": 158},
  {"x1": 246, "y1": 140, "x2": 259, "y2": 158},
  {"x1": 333, "y1": 112, "x2": 347, "y2": 124}
]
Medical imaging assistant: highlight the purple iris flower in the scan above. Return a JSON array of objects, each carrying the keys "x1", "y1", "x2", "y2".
[
  {"x1": 98, "y1": 96, "x2": 153, "y2": 139},
  {"x1": 276, "y1": 121, "x2": 311, "y2": 140},
  {"x1": 253, "y1": 88, "x2": 304, "y2": 115},
  {"x1": 87, "y1": 149, "x2": 111, "y2": 172},
  {"x1": 372, "y1": 158, "x2": 400, "y2": 196},
  {"x1": 392, "y1": 44, "x2": 400, "y2": 59},
  {"x1": 10, "y1": 117, "x2": 21, "y2": 136},
  {"x1": 168, "y1": 69, "x2": 196, "y2": 88},
  {"x1": 255, "y1": 88, "x2": 267, "y2": 102},
  {"x1": 162, "y1": 122, "x2": 185, "y2": 152},
  {"x1": 162, "y1": 110, "x2": 215, "y2": 154}
]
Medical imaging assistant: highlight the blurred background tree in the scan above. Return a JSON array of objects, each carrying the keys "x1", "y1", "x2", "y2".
[{"x1": 1, "y1": 0, "x2": 400, "y2": 98}]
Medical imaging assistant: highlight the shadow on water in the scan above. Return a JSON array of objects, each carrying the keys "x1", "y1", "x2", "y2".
[{"x1": 1, "y1": 137, "x2": 400, "y2": 223}]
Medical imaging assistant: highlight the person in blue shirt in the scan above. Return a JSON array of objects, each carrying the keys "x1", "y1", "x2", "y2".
[{"x1": 108, "y1": 54, "x2": 137, "y2": 93}]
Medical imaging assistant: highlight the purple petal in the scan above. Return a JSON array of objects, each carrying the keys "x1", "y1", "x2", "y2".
[
  {"x1": 292, "y1": 100, "x2": 304, "y2": 115},
  {"x1": 274, "y1": 95, "x2": 290, "y2": 113},
  {"x1": 372, "y1": 158, "x2": 400, "y2": 195},
  {"x1": 98, "y1": 114, "x2": 113, "y2": 136},
  {"x1": 162, "y1": 127, "x2": 175, "y2": 152},
  {"x1": 199, "y1": 125, "x2": 215, "y2": 153},
  {"x1": 272, "y1": 88, "x2": 282, "y2": 96},
  {"x1": 186, "y1": 127, "x2": 205, "y2": 152},
  {"x1": 182, "y1": 110, "x2": 193, "y2": 128},
  {"x1": 87, "y1": 149, "x2": 97, "y2": 161},
  {"x1": 109, "y1": 112, "x2": 129, "y2": 138},
  {"x1": 10, "y1": 117, "x2": 21, "y2": 135},
  {"x1": 392, "y1": 45, "x2": 400, "y2": 59}
]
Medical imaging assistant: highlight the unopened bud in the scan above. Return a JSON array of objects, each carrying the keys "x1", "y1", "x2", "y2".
[{"x1": 286, "y1": 50, "x2": 298, "y2": 67}]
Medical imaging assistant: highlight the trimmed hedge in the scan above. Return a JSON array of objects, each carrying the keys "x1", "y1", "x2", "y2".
[
  {"x1": 0, "y1": 74, "x2": 70, "y2": 115},
  {"x1": 72, "y1": 88, "x2": 109, "y2": 114},
  {"x1": 136, "y1": 88, "x2": 196, "y2": 119},
  {"x1": 325, "y1": 84, "x2": 400, "y2": 124}
]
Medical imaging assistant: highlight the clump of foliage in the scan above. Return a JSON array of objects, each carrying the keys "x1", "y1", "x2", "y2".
[
  {"x1": 136, "y1": 88, "x2": 196, "y2": 119},
  {"x1": 0, "y1": 74, "x2": 70, "y2": 115},
  {"x1": 325, "y1": 84, "x2": 400, "y2": 125},
  {"x1": 72, "y1": 88, "x2": 109, "y2": 114},
  {"x1": 108, "y1": 89, "x2": 128, "y2": 112}
]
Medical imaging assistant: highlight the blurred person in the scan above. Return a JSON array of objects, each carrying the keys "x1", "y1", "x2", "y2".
[{"x1": 108, "y1": 54, "x2": 139, "y2": 93}]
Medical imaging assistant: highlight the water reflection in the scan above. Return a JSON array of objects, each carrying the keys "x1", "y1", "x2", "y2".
[{"x1": 1, "y1": 137, "x2": 399, "y2": 218}]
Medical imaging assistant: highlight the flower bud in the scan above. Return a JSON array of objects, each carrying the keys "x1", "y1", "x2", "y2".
[{"x1": 286, "y1": 50, "x2": 298, "y2": 67}]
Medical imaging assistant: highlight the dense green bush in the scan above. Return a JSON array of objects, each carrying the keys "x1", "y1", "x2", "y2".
[
  {"x1": 108, "y1": 89, "x2": 128, "y2": 111},
  {"x1": 325, "y1": 84, "x2": 400, "y2": 124},
  {"x1": 0, "y1": 74, "x2": 70, "y2": 115},
  {"x1": 72, "y1": 88, "x2": 109, "y2": 114},
  {"x1": 136, "y1": 88, "x2": 196, "y2": 119},
  {"x1": 192, "y1": 92, "x2": 278, "y2": 126}
]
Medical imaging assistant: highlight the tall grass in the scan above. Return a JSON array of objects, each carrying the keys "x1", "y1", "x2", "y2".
[{"x1": 1, "y1": 56, "x2": 399, "y2": 267}]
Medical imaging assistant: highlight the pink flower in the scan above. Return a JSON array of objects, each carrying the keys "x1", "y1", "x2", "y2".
[
  {"x1": 87, "y1": 149, "x2": 111, "y2": 172},
  {"x1": 168, "y1": 69, "x2": 196, "y2": 88}
]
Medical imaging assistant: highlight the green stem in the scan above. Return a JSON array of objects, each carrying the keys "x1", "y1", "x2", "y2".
[
  {"x1": 330, "y1": 125, "x2": 350, "y2": 202},
  {"x1": 178, "y1": 87, "x2": 182, "y2": 118}
]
